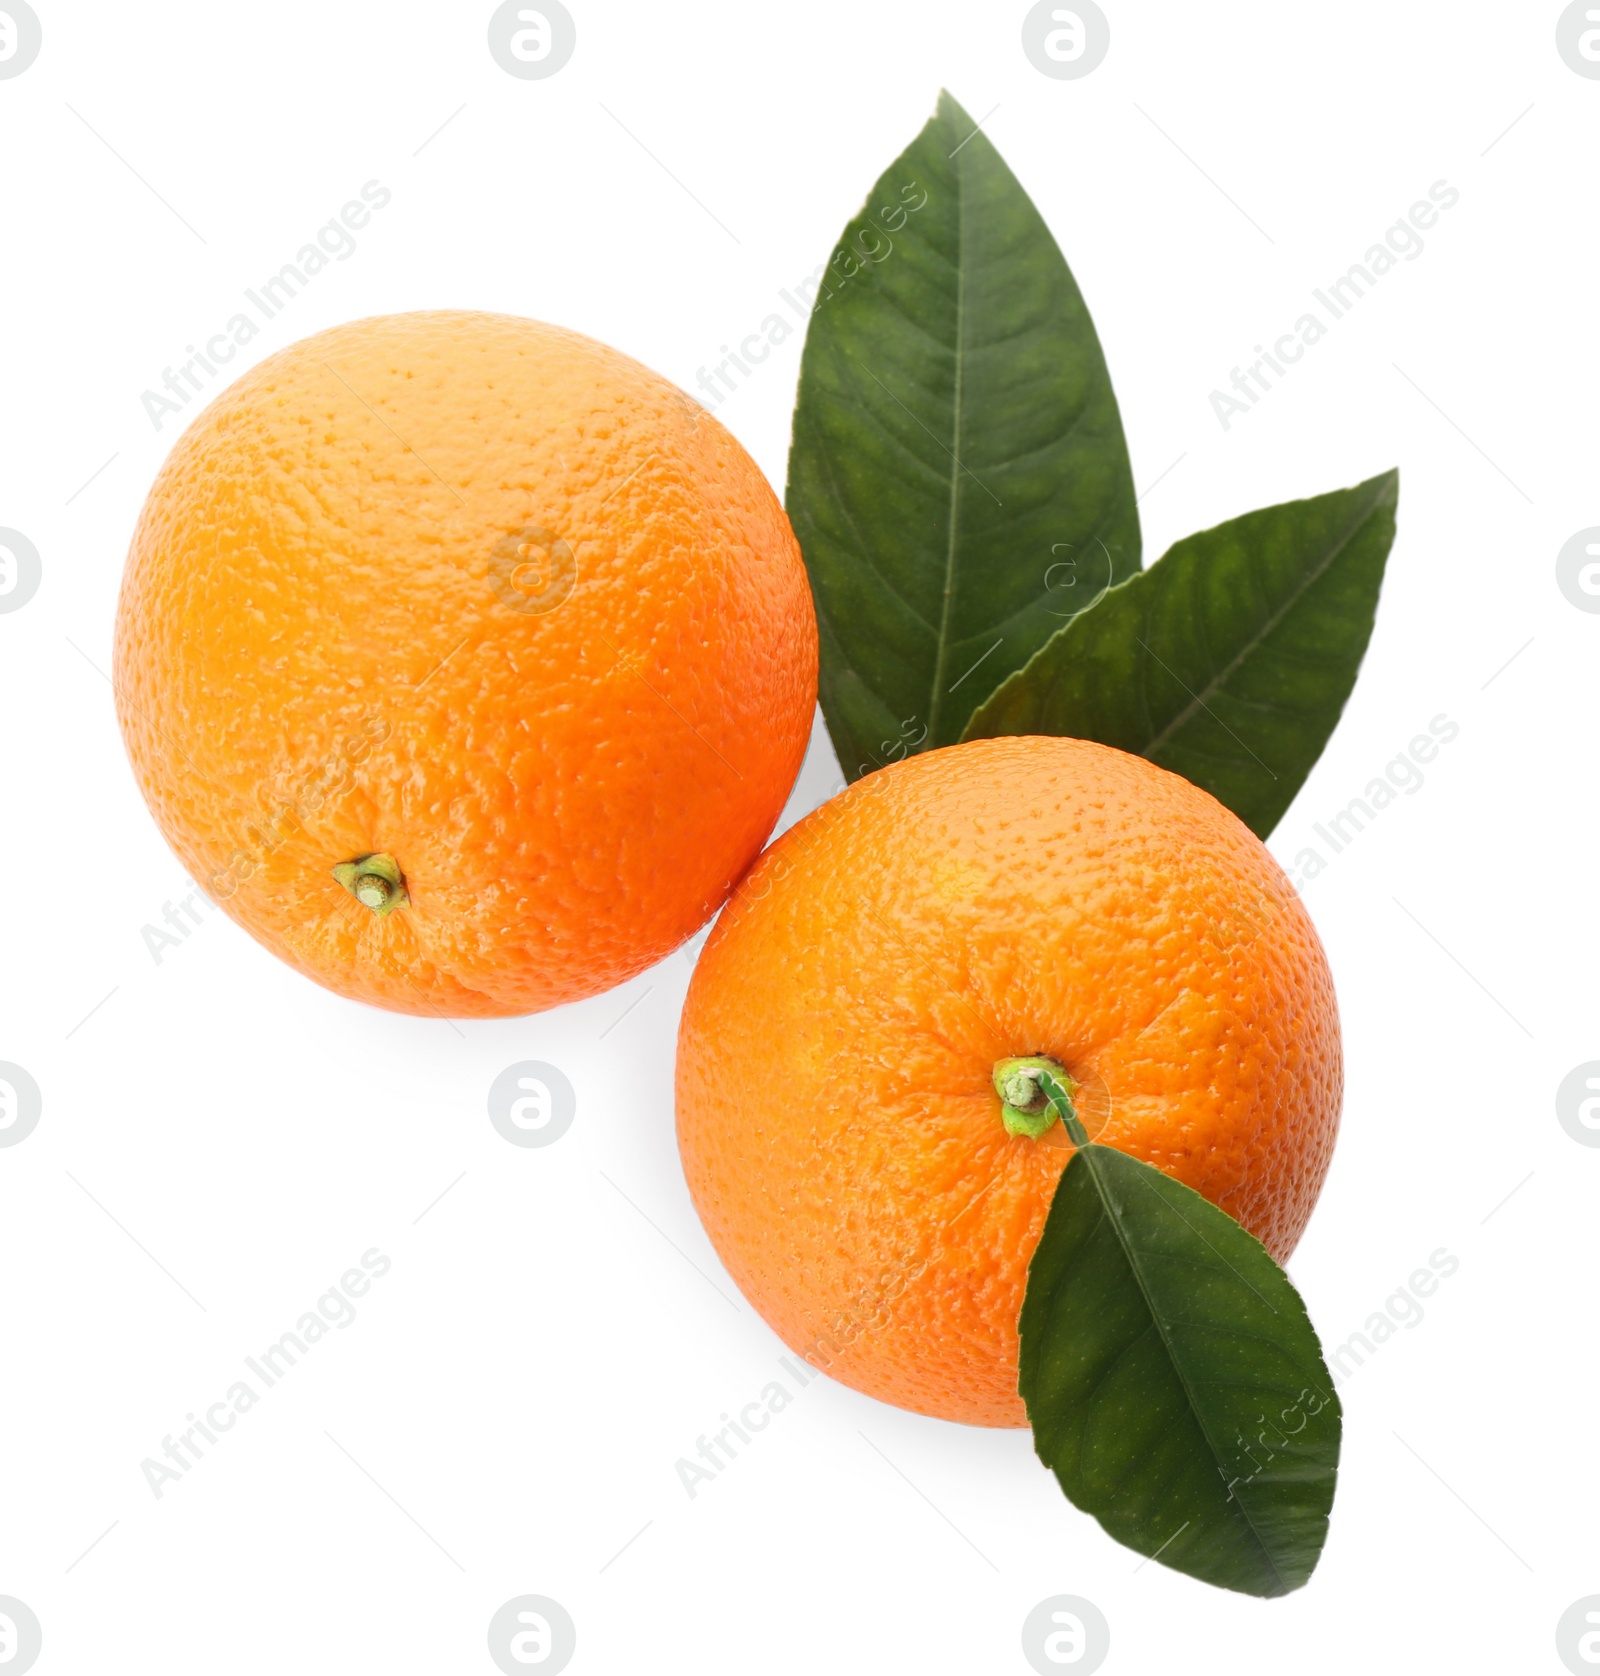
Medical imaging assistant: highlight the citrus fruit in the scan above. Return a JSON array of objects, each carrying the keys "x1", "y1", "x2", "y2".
[
  {"x1": 114, "y1": 311, "x2": 816, "y2": 1017},
  {"x1": 675, "y1": 736, "x2": 1341, "y2": 1427}
]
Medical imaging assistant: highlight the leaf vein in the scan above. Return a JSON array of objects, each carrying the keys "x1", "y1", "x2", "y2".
[{"x1": 1139, "y1": 487, "x2": 1390, "y2": 757}]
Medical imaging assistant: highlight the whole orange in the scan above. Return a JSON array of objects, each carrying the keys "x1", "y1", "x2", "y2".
[
  {"x1": 115, "y1": 311, "x2": 816, "y2": 1017},
  {"x1": 676, "y1": 736, "x2": 1341, "y2": 1427}
]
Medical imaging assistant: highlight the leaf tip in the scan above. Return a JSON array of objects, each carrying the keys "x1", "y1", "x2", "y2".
[{"x1": 935, "y1": 87, "x2": 975, "y2": 129}]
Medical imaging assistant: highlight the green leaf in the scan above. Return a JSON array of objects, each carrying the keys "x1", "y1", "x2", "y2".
[
  {"x1": 785, "y1": 89, "x2": 1140, "y2": 780},
  {"x1": 1019, "y1": 1139, "x2": 1341, "y2": 1597},
  {"x1": 963, "y1": 470, "x2": 1399, "y2": 838}
]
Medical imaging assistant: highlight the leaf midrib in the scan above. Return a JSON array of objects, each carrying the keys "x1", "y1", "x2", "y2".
[
  {"x1": 926, "y1": 143, "x2": 967, "y2": 744},
  {"x1": 1077, "y1": 1145, "x2": 1288, "y2": 1592},
  {"x1": 1139, "y1": 481, "x2": 1390, "y2": 759},
  {"x1": 827, "y1": 381, "x2": 1126, "y2": 642}
]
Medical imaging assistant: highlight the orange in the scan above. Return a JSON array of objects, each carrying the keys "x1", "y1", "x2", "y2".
[
  {"x1": 114, "y1": 311, "x2": 816, "y2": 1017},
  {"x1": 676, "y1": 736, "x2": 1341, "y2": 1427}
]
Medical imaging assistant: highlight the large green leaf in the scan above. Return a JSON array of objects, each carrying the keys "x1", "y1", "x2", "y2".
[
  {"x1": 964, "y1": 471, "x2": 1399, "y2": 837},
  {"x1": 785, "y1": 90, "x2": 1140, "y2": 779},
  {"x1": 1020, "y1": 1116, "x2": 1341, "y2": 1596}
]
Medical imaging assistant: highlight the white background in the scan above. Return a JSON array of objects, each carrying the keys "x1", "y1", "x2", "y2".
[{"x1": 0, "y1": 3, "x2": 1594, "y2": 1672}]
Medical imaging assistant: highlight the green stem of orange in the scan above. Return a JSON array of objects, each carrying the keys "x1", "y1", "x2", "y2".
[
  {"x1": 331, "y1": 852, "x2": 409, "y2": 917},
  {"x1": 993, "y1": 1055, "x2": 1087, "y2": 1144}
]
